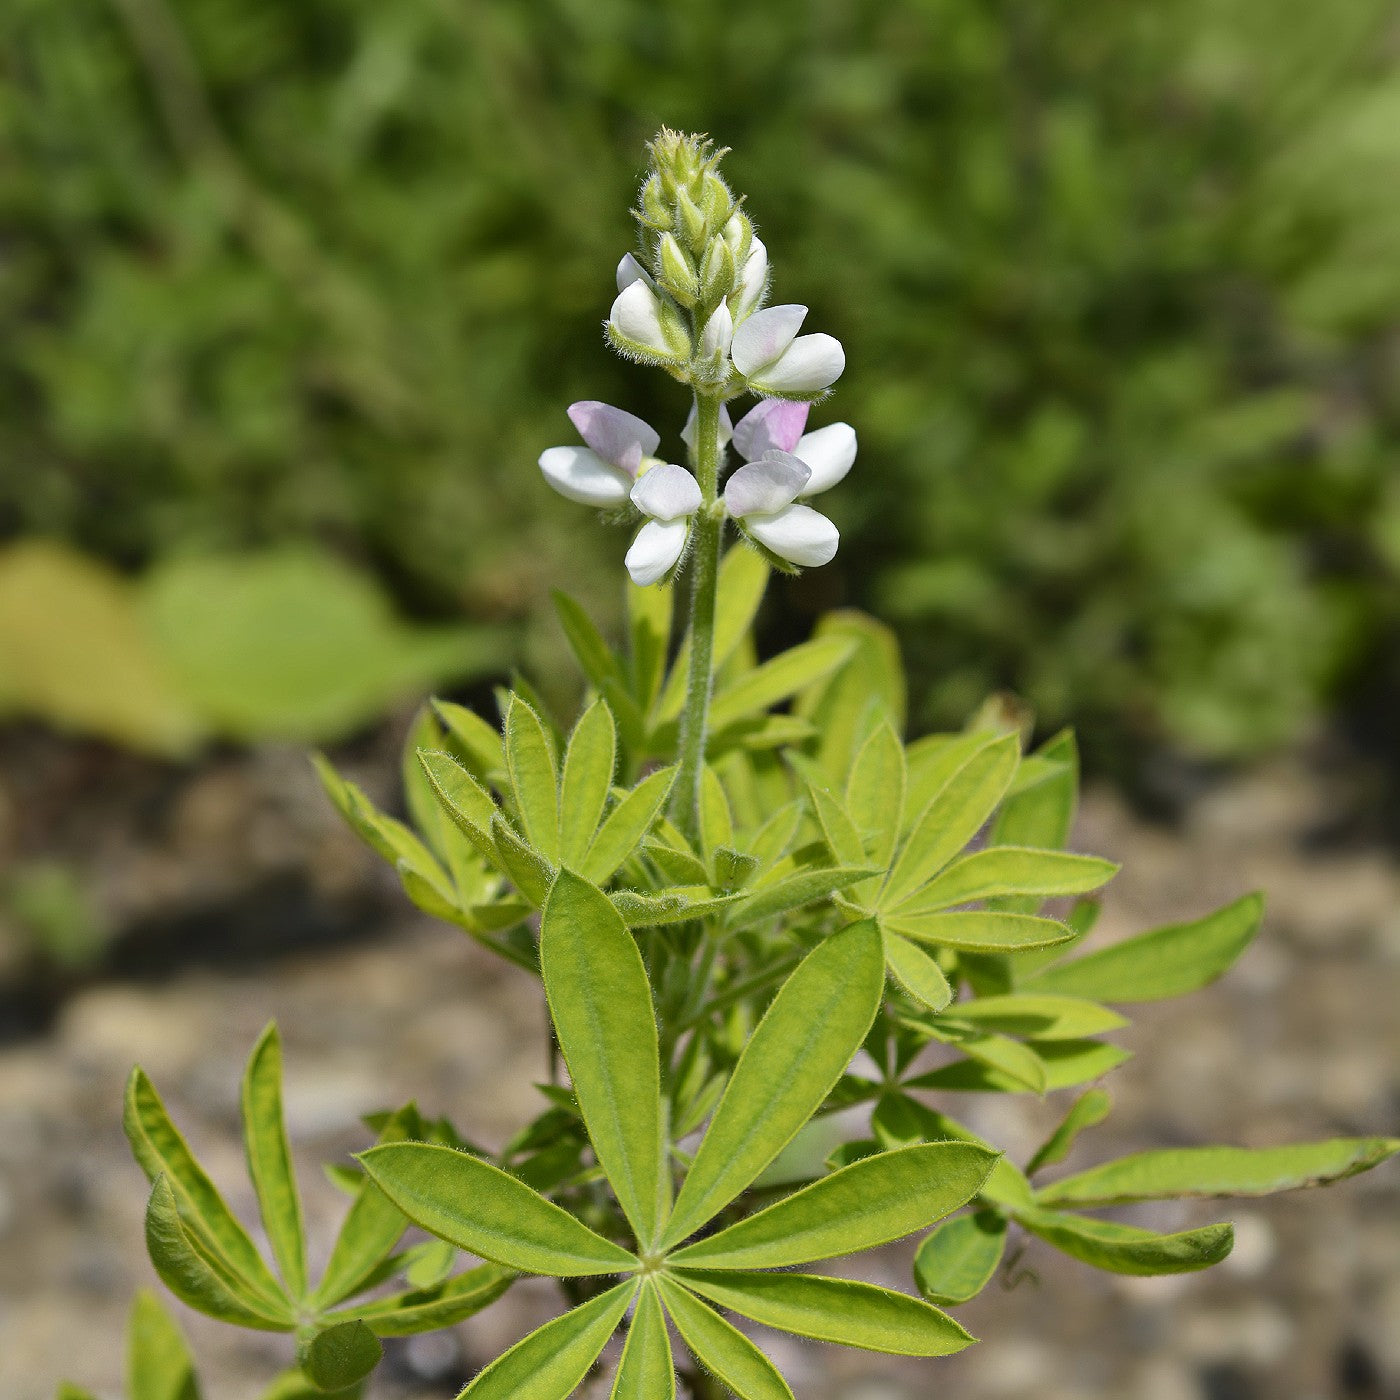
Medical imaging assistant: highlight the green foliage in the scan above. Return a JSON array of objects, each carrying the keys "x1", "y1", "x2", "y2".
[
  {"x1": 124, "y1": 1025, "x2": 511, "y2": 1391},
  {"x1": 0, "y1": 541, "x2": 503, "y2": 751},
  {"x1": 8, "y1": 0, "x2": 1399, "y2": 756},
  {"x1": 289, "y1": 567, "x2": 1396, "y2": 1394}
]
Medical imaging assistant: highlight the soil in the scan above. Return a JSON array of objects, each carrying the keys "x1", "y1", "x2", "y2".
[{"x1": 0, "y1": 718, "x2": 1396, "y2": 1400}]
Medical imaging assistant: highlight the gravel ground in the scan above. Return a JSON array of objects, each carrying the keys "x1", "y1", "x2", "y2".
[{"x1": 0, "y1": 726, "x2": 1396, "y2": 1400}]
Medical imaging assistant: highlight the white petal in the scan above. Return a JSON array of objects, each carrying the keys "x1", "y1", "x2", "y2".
[
  {"x1": 681, "y1": 403, "x2": 734, "y2": 454},
  {"x1": 748, "y1": 333, "x2": 845, "y2": 395},
  {"x1": 795, "y1": 422, "x2": 857, "y2": 495},
  {"x1": 616, "y1": 252, "x2": 652, "y2": 292},
  {"x1": 730, "y1": 304, "x2": 807, "y2": 377},
  {"x1": 723, "y1": 452, "x2": 811, "y2": 519},
  {"x1": 699, "y1": 301, "x2": 734, "y2": 359},
  {"x1": 733, "y1": 237, "x2": 769, "y2": 319},
  {"x1": 610, "y1": 281, "x2": 679, "y2": 358},
  {"x1": 733, "y1": 399, "x2": 810, "y2": 462},
  {"x1": 539, "y1": 446, "x2": 632, "y2": 507},
  {"x1": 567, "y1": 401, "x2": 659, "y2": 474},
  {"x1": 631, "y1": 463, "x2": 702, "y2": 522},
  {"x1": 625, "y1": 518, "x2": 690, "y2": 587},
  {"x1": 744, "y1": 503, "x2": 839, "y2": 567}
]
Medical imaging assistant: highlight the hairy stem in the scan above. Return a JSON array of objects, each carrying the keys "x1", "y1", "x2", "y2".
[{"x1": 672, "y1": 391, "x2": 724, "y2": 842}]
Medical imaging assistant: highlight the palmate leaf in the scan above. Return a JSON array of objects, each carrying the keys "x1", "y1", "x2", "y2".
[
  {"x1": 883, "y1": 933, "x2": 953, "y2": 1012},
  {"x1": 880, "y1": 731, "x2": 1020, "y2": 908},
  {"x1": 325, "y1": 1263, "x2": 511, "y2": 1337},
  {"x1": 908, "y1": 1038, "x2": 1132, "y2": 1093},
  {"x1": 658, "y1": 919, "x2": 885, "y2": 1250},
  {"x1": 1025, "y1": 892, "x2": 1264, "y2": 1001},
  {"x1": 1027, "y1": 1088, "x2": 1113, "y2": 1174},
  {"x1": 359, "y1": 1142, "x2": 638, "y2": 1275},
  {"x1": 1013, "y1": 1204, "x2": 1234, "y2": 1276},
  {"x1": 611, "y1": 1280, "x2": 674, "y2": 1400},
  {"x1": 540, "y1": 871, "x2": 666, "y2": 1247},
  {"x1": 726, "y1": 865, "x2": 881, "y2": 930},
  {"x1": 124, "y1": 1069, "x2": 287, "y2": 1311},
  {"x1": 846, "y1": 723, "x2": 906, "y2": 867},
  {"x1": 312, "y1": 1107, "x2": 416, "y2": 1308},
  {"x1": 883, "y1": 910, "x2": 1076, "y2": 952},
  {"x1": 581, "y1": 765, "x2": 676, "y2": 884},
  {"x1": 906, "y1": 847, "x2": 1118, "y2": 912},
  {"x1": 559, "y1": 701, "x2": 617, "y2": 864},
  {"x1": 505, "y1": 695, "x2": 560, "y2": 863},
  {"x1": 940, "y1": 994, "x2": 1127, "y2": 1040},
  {"x1": 656, "y1": 1277, "x2": 793, "y2": 1400},
  {"x1": 460, "y1": 1281, "x2": 637, "y2": 1400},
  {"x1": 127, "y1": 1289, "x2": 200, "y2": 1400},
  {"x1": 144, "y1": 1177, "x2": 293, "y2": 1331},
  {"x1": 707, "y1": 635, "x2": 858, "y2": 732},
  {"x1": 669, "y1": 1142, "x2": 997, "y2": 1271},
  {"x1": 914, "y1": 1211, "x2": 1008, "y2": 1305},
  {"x1": 676, "y1": 1271, "x2": 975, "y2": 1357},
  {"x1": 1037, "y1": 1138, "x2": 1400, "y2": 1207},
  {"x1": 241, "y1": 1025, "x2": 308, "y2": 1300}
]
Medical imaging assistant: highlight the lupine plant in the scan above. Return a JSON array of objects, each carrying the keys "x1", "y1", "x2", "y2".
[{"x1": 89, "y1": 131, "x2": 1398, "y2": 1400}]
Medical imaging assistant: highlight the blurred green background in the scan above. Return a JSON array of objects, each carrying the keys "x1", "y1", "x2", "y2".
[{"x1": 3, "y1": 0, "x2": 1400, "y2": 764}]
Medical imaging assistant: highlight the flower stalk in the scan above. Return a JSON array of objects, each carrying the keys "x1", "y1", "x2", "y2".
[{"x1": 672, "y1": 391, "x2": 725, "y2": 839}]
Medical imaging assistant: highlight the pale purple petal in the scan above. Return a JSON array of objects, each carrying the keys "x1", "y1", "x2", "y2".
[
  {"x1": 795, "y1": 422, "x2": 857, "y2": 495},
  {"x1": 733, "y1": 399, "x2": 810, "y2": 462},
  {"x1": 681, "y1": 403, "x2": 734, "y2": 454},
  {"x1": 539, "y1": 446, "x2": 633, "y2": 507},
  {"x1": 723, "y1": 452, "x2": 811, "y2": 520},
  {"x1": 631, "y1": 464, "x2": 702, "y2": 522},
  {"x1": 730, "y1": 304, "x2": 808, "y2": 377},
  {"x1": 625, "y1": 518, "x2": 690, "y2": 587},
  {"x1": 744, "y1": 503, "x2": 839, "y2": 567},
  {"x1": 567, "y1": 401, "x2": 659, "y2": 476},
  {"x1": 747, "y1": 333, "x2": 846, "y2": 395},
  {"x1": 616, "y1": 253, "x2": 652, "y2": 292}
]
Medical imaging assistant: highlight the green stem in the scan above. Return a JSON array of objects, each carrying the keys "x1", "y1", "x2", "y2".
[{"x1": 672, "y1": 391, "x2": 724, "y2": 843}]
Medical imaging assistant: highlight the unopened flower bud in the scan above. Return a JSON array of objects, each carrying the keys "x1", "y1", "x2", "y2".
[
  {"x1": 699, "y1": 239, "x2": 737, "y2": 304},
  {"x1": 676, "y1": 188, "x2": 709, "y2": 255},
  {"x1": 639, "y1": 175, "x2": 671, "y2": 232},
  {"x1": 657, "y1": 232, "x2": 700, "y2": 307}
]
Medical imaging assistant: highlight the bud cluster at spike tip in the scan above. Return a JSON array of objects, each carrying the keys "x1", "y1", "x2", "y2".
[
  {"x1": 539, "y1": 129, "x2": 854, "y2": 586},
  {"x1": 603, "y1": 129, "x2": 844, "y2": 400}
]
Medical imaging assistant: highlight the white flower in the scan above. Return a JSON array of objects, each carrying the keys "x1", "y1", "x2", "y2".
[
  {"x1": 615, "y1": 253, "x2": 653, "y2": 291},
  {"x1": 538, "y1": 402, "x2": 660, "y2": 507},
  {"x1": 732, "y1": 398, "x2": 857, "y2": 494},
  {"x1": 723, "y1": 454, "x2": 838, "y2": 567},
  {"x1": 732, "y1": 236, "x2": 768, "y2": 320},
  {"x1": 730, "y1": 304, "x2": 845, "y2": 398},
  {"x1": 698, "y1": 301, "x2": 734, "y2": 361},
  {"x1": 625, "y1": 464, "x2": 703, "y2": 586},
  {"x1": 680, "y1": 402, "x2": 734, "y2": 455},
  {"x1": 608, "y1": 280, "x2": 690, "y2": 363},
  {"x1": 720, "y1": 397, "x2": 856, "y2": 569}
]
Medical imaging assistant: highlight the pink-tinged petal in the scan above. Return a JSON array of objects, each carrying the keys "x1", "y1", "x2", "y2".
[
  {"x1": 631, "y1": 464, "x2": 702, "y2": 522},
  {"x1": 748, "y1": 333, "x2": 845, "y2": 395},
  {"x1": 733, "y1": 399, "x2": 810, "y2": 461},
  {"x1": 539, "y1": 446, "x2": 633, "y2": 507},
  {"x1": 609, "y1": 280, "x2": 684, "y2": 360},
  {"x1": 730, "y1": 304, "x2": 808, "y2": 377},
  {"x1": 795, "y1": 422, "x2": 857, "y2": 495},
  {"x1": 616, "y1": 253, "x2": 652, "y2": 292},
  {"x1": 625, "y1": 518, "x2": 690, "y2": 587},
  {"x1": 681, "y1": 403, "x2": 734, "y2": 455},
  {"x1": 567, "y1": 401, "x2": 660, "y2": 475},
  {"x1": 744, "y1": 503, "x2": 839, "y2": 567},
  {"x1": 722, "y1": 452, "x2": 811, "y2": 519}
]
